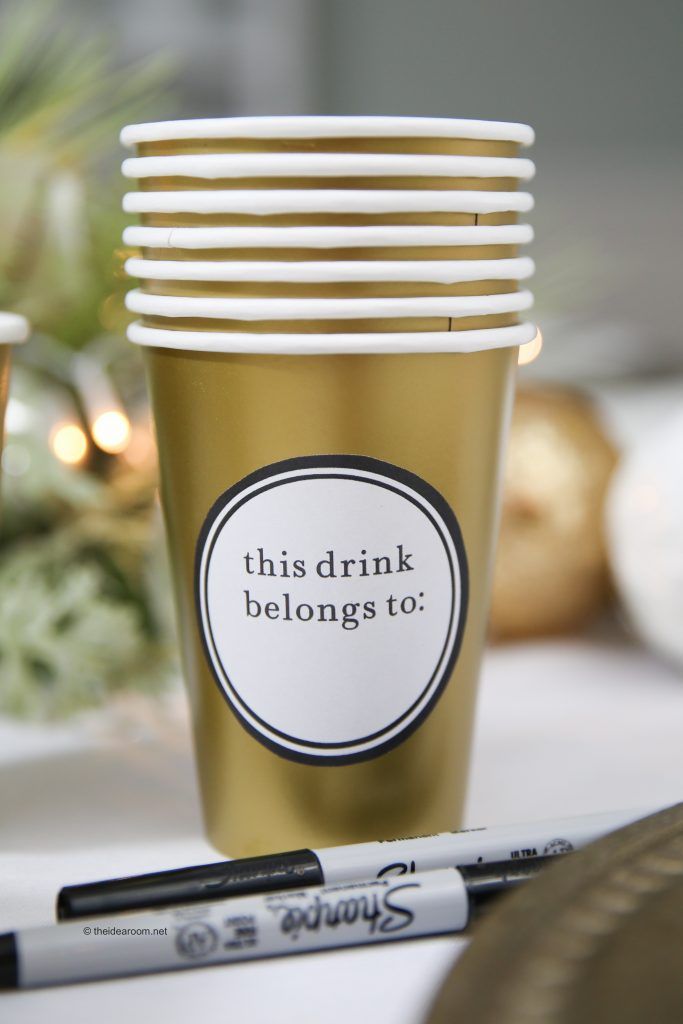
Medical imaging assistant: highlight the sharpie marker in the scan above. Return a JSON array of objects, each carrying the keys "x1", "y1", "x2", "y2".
[
  {"x1": 57, "y1": 805, "x2": 660, "y2": 920},
  {"x1": 3, "y1": 859, "x2": 547, "y2": 989}
]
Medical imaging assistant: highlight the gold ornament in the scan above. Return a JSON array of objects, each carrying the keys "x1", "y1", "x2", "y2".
[{"x1": 490, "y1": 386, "x2": 618, "y2": 639}]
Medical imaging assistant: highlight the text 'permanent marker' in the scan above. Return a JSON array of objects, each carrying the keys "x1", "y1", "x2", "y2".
[
  {"x1": 5, "y1": 859, "x2": 547, "y2": 989},
  {"x1": 57, "y1": 804, "x2": 661, "y2": 919}
]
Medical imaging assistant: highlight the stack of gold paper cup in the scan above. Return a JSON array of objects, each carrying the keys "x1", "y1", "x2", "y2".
[
  {"x1": 0, "y1": 312, "x2": 29, "y2": 455},
  {"x1": 121, "y1": 116, "x2": 536, "y2": 856}
]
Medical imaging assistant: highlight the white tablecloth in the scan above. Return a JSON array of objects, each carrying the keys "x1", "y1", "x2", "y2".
[{"x1": 2, "y1": 635, "x2": 682, "y2": 1023}]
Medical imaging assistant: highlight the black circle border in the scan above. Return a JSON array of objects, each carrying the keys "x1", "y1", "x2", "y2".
[
  {"x1": 194, "y1": 454, "x2": 469, "y2": 766},
  {"x1": 202, "y1": 474, "x2": 455, "y2": 745}
]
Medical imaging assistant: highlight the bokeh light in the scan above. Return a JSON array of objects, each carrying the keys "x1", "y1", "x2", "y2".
[
  {"x1": 92, "y1": 410, "x2": 132, "y2": 454},
  {"x1": 50, "y1": 423, "x2": 89, "y2": 465}
]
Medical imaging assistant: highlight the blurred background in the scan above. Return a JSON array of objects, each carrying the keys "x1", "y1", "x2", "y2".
[{"x1": 1, "y1": 0, "x2": 682, "y2": 723}]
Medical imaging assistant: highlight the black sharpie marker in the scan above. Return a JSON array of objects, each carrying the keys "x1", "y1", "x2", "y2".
[
  {"x1": 56, "y1": 805, "x2": 656, "y2": 920},
  {"x1": 3, "y1": 859, "x2": 545, "y2": 990}
]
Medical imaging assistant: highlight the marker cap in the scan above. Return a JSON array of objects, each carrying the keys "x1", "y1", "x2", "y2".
[{"x1": 57, "y1": 849, "x2": 323, "y2": 920}]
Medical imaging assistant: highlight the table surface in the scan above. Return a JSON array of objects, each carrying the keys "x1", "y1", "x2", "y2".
[{"x1": 2, "y1": 634, "x2": 682, "y2": 1024}]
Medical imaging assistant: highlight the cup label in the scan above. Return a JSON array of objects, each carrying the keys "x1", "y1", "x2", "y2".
[{"x1": 195, "y1": 455, "x2": 468, "y2": 765}]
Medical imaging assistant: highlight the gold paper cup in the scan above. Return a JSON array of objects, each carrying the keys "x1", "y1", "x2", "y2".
[
  {"x1": 139, "y1": 244, "x2": 524, "y2": 263},
  {"x1": 122, "y1": 115, "x2": 536, "y2": 855},
  {"x1": 129, "y1": 316, "x2": 534, "y2": 855},
  {"x1": 125, "y1": 288, "x2": 534, "y2": 336},
  {"x1": 126, "y1": 255, "x2": 534, "y2": 299},
  {"x1": 0, "y1": 313, "x2": 29, "y2": 456},
  {"x1": 122, "y1": 222, "x2": 534, "y2": 266},
  {"x1": 122, "y1": 151, "x2": 535, "y2": 198},
  {"x1": 123, "y1": 188, "x2": 534, "y2": 229},
  {"x1": 129, "y1": 319, "x2": 536, "y2": 351},
  {"x1": 137, "y1": 312, "x2": 521, "y2": 333},
  {"x1": 138, "y1": 282, "x2": 519, "y2": 300},
  {"x1": 120, "y1": 115, "x2": 535, "y2": 159}
]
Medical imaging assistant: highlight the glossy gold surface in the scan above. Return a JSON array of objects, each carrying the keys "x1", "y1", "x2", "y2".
[
  {"x1": 139, "y1": 312, "x2": 519, "y2": 333},
  {"x1": 144, "y1": 345, "x2": 517, "y2": 855},
  {"x1": 138, "y1": 245, "x2": 519, "y2": 262},
  {"x1": 140, "y1": 279, "x2": 519, "y2": 299},
  {"x1": 139, "y1": 175, "x2": 521, "y2": 192},
  {"x1": 137, "y1": 136, "x2": 519, "y2": 157},
  {"x1": 138, "y1": 211, "x2": 518, "y2": 227}
]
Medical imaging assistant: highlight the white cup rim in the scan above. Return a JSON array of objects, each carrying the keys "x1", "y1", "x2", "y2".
[
  {"x1": 122, "y1": 188, "x2": 534, "y2": 215},
  {"x1": 125, "y1": 288, "x2": 533, "y2": 321},
  {"x1": 122, "y1": 152, "x2": 535, "y2": 182},
  {"x1": 120, "y1": 116, "x2": 534, "y2": 148},
  {"x1": 125, "y1": 256, "x2": 535, "y2": 284},
  {"x1": 127, "y1": 319, "x2": 537, "y2": 354},
  {"x1": 0, "y1": 312, "x2": 29, "y2": 345},
  {"x1": 122, "y1": 222, "x2": 534, "y2": 250}
]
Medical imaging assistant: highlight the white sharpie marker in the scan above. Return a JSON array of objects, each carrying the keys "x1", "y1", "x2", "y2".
[
  {"x1": 56, "y1": 805, "x2": 663, "y2": 920},
  {"x1": 3, "y1": 860, "x2": 544, "y2": 989}
]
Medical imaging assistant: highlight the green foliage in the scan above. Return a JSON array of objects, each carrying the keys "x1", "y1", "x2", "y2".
[
  {"x1": 0, "y1": 1, "x2": 172, "y2": 162},
  {"x1": 0, "y1": 2, "x2": 180, "y2": 718},
  {"x1": 0, "y1": 446, "x2": 179, "y2": 719},
  {"x1": 0, "y1": 529, "x2": 171, "y2": 719},
  {"x1": 0, "y1": 0, "x2": 174, "y2": 347}
]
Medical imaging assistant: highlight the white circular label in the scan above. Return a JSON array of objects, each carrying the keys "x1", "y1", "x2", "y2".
[{"x1": 195, "y1": 456, "x2": 468, "y2": 764}]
